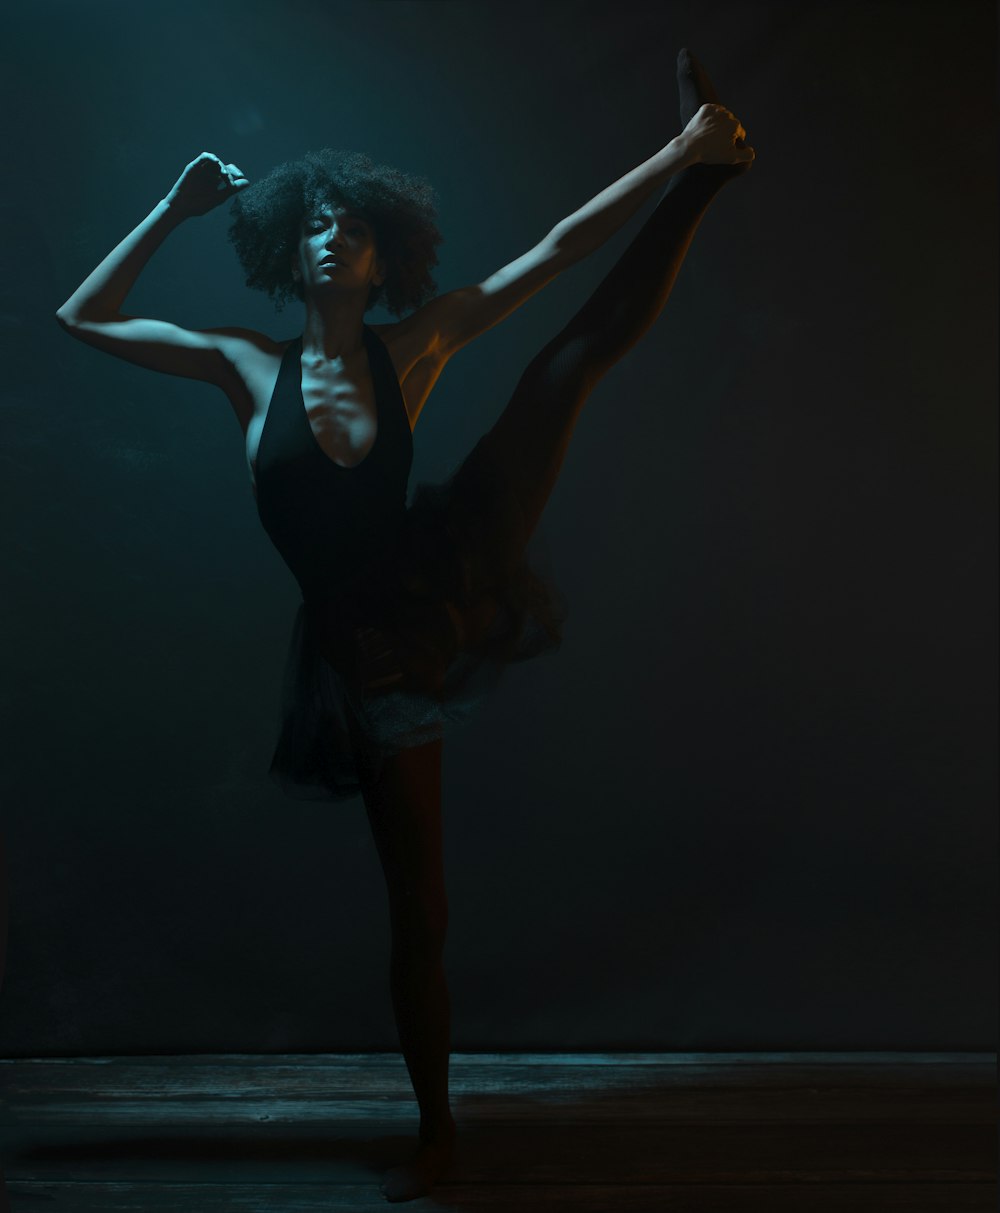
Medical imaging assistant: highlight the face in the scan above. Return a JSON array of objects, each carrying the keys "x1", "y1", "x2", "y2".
[{"x1": 292, "y1": 203, "x2": 386, "y2": 302}]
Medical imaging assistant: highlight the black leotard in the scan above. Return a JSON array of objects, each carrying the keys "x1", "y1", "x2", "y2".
[
  {"x1": 256, "y1": 327, "x2": 412, "y2": 603},
  {"x1": 255, "y1": 324, "x2": 566, "y2": 801}
]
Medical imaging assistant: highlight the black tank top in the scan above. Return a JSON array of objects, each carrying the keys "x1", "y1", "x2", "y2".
[{"x1": 255, "y1": 326, "x2": 414, "y2": 603}]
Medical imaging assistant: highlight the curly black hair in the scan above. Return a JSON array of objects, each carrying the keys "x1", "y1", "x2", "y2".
[{"x1": 227, "y1": 149, "x2": 443, "y2": 317}]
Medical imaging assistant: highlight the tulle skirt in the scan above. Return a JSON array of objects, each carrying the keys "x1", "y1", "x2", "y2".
[{"x1": 267, "y1": 433, "x2": 569, "y2": 801}]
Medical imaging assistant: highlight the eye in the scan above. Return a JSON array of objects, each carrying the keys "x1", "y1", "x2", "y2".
[{"x1": 307, "y1": 219, "x2": 364, "y2": 236}]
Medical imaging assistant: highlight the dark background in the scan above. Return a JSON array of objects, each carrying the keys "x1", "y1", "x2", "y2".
[{"x1": 0, "y1": 0, "x2": 995, "y2": 1054}]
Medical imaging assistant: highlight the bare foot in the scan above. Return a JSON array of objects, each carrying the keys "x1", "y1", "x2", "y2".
[{"x1": 379, "y1": 1130, "x2": 456, "y2": 1202}]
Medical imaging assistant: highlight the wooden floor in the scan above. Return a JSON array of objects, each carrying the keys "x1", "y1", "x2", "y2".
[{"x1": 0, "y1": 1052, "x2": 994, "y2": 1211}]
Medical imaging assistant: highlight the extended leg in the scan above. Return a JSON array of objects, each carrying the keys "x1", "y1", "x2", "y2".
[
  {"x1": 486, "y1": 53, "x2": 748, "y2": 540},
  {"x1": 357, "y1": 737, "x2": 457, "y2": 1202}
]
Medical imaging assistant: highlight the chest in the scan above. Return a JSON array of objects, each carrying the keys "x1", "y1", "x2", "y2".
[
  {"x1": 299, "y1": 355, "x2": 378, "y2": 470},
  {"x1": 239, "y1": 331, "x2": 439, "y2": 498},
  {"x1": 243, "y1": 343, "x2": 381, "y2": 495}
]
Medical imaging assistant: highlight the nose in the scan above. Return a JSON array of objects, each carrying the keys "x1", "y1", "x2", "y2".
[{"x1": 326, "y1": 222, "x2": 348, "y2": 248}]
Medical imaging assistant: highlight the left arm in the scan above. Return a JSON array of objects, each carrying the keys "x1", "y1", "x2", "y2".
[{"x1": 404, "y1": 132, "x2": 699, "y2": 366}]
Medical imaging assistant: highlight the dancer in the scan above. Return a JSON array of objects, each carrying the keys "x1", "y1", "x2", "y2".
[{"x1": 55, "y1": 50, "x2": 753, "y2": 1202}]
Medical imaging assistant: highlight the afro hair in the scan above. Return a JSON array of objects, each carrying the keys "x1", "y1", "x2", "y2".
[{"x1": 226, "y1": 148, "x2": 443, "y2": 317}]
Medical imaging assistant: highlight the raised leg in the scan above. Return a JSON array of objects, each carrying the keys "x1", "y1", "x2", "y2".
[
  {"x1": 486, "y1": 50, "x2": 749, "y2": 540},
  {"x1": 356, "y1": 736, "x2": 457, "y2": 1202}
]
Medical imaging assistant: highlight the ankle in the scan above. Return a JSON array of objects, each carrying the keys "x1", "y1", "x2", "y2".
[{"x1": 419, "y1": 1116, "x2": 457, "y2": 1145}]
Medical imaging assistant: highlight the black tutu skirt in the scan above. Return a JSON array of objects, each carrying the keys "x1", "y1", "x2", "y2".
[{"x1": 267, "y1": 433, "x2": 569, "y2": 801}]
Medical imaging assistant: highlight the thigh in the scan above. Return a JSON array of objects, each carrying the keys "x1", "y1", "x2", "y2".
[
  {"x1": 359, "y1": 738, "x2": 447, "y2": 915},
  {"x1": 485, "y1": 331, "x2": 601, "y2": 540}
]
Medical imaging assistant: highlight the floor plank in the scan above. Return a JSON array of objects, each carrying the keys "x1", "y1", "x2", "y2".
[
  {"x1": 2, "y1": 1053, "x2": 993, "y2": 1123},
  {"x1": 1, "y1": 1054, "x2": 994, "y2": 1211}
]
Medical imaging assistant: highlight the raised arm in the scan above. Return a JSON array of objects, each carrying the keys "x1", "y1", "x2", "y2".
[
  {"x1": 399, "y1": 105, "x2": 751, "y2": 366},
  {"x1": 55, "y1": 153, "x2": 250, "y2": 384}
]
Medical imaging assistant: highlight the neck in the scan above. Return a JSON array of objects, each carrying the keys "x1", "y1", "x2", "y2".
[{"x1": 300, "y1": 295, "x2": 368, "y2": 361}]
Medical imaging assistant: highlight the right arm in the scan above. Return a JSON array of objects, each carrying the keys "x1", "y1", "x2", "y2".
[{"x1": 55, "y1": 153, "x2": 251, "y2": 386}]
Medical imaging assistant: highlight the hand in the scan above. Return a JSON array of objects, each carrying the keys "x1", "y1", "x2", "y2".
[
  {"x1": 163, "y1": 152, "x2": 250, "y2": 218},
  {"x1": 680, "y1": 103, "x2": 755, "y2": 167}
]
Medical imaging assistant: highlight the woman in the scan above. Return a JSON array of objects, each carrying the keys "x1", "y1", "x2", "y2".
[{"x1": 56, "y1": 49, "x2": 754, "y2": 1203}]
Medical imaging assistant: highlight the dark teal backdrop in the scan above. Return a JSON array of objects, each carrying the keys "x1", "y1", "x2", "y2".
[{"x1": 0, "y1": 0, "x2": 996, "y2": 1053}]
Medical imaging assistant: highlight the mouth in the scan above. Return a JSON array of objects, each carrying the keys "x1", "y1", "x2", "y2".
[{"x1": 320, "y1": 258, "x2": 346, "y2": 268}]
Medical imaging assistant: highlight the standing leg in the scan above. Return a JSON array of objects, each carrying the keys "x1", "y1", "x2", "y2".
[
  {"x1": 357, "y1": 736, "x2": 457, "y2": 1202},
  {"x1": 486, "y1": 51, "x2": 750, "y2": 540}
]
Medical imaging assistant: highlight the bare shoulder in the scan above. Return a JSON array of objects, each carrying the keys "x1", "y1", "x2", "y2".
[
  {"x1": 220, "y1": 314, "x2": 439, "y2": 384},
  {"x1": 209, "y1": 327, "x2": 293, "y2": 431},
  {"x1": 367, "y1": 317, "x2": 454, "y2": 430},
  {"x1": 210, "y1": 325, "x2": 287, "y2": 366},
  {"x1": 368, "y1": 313, "x2": 443, "y2": 384}
]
